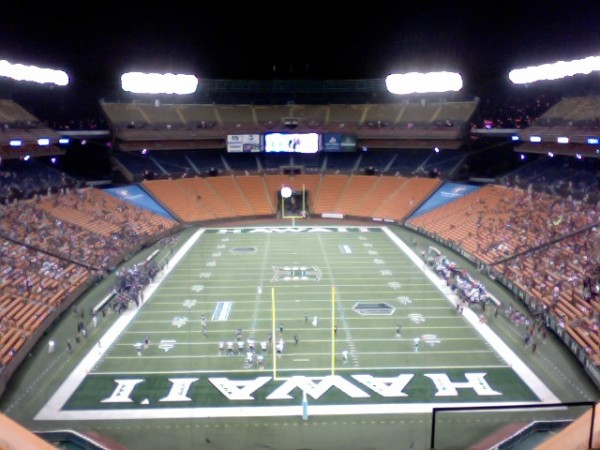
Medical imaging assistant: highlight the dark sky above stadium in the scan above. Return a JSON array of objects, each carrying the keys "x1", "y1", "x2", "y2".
[{"x1": 1, "y1": 0, "x2": 599, "y2": 98}]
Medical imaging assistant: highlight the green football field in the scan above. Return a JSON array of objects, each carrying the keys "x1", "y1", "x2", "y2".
[{"x1": 34, "y1": 226, "x2": 555, "y2": 422}]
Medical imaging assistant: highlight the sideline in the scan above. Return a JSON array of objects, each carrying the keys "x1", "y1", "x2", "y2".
[
  {"x1": 35, "y1": 228, "x2": 205, "y2": 420},
  {"x1": 382, "y1": 227, "x2": 559, "y2": 403}
]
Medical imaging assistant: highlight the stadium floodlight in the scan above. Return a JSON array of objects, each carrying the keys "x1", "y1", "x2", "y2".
[
  {"x1": 121, "y1": 71, "x2": 198, "y2": 95},
  {"x1": 0, "y1": 59, "x2": 69, "y2": 86},
  {"x1": 586, "y1": 137, "x2": 599, "y2": 145},
  {"x1": 511, "y1": 135, "x2": 520, "y2": 141},
  {"x1": 529, "y1": 136, "x2": 542, "y2": 143},
  {"x1": 557, "y1": 136, "x2": 569, "y2": 144},
  {"x1": 58, "y1": 137, "x2": 70, "y2": 145},
  {"x1": 385, "y1": 71, "x2": 462, "y2": 95},
  {"x1": 37, "y1": 138, "x2": 50, "y2": 146},
  {"x1": 9, "y1": 139, "x2": 23, "y2": 147},
  {"x1": 508, "y1": 55, "x2": 600, "y2": 84}
]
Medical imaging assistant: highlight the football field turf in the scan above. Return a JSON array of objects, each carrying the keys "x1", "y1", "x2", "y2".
[{"x1": 35, "y1": 226, "x2": 557, "y2": 422}]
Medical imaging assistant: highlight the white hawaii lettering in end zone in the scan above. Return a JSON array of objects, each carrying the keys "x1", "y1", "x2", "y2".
[{"x1": 35, "y1": 372, "x2": 531, "y2": 421}]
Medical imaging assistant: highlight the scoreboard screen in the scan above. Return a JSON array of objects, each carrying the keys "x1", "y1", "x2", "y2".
[{"x1": 227, "y1": 134, "x2": 262, "y2": 152}]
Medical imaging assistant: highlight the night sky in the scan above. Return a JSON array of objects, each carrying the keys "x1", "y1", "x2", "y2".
[{"x1": 1, "y1": 1, "x2": 599, "y2": 99}]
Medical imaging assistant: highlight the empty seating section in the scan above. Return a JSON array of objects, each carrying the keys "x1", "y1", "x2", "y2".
[
  {"x1": 438, "y1": 102, "x2": 478, "y2": 124},
  {"x1": 565, "y1": 97, "x2": 600, "y2": 126},
  {"x1": 184, "y1": 149, "x2": 226, "y2": 174},
  {"x1": 213, "y1": 105, "x2": 255, "y2": 131},
  {"x1": 101, "y1": 101, "x2": 478, "y2": 139},
  {"x1": 325, "y1": 152, "x2": 360, "y2": 172},
  {"x1": 0, "y1": 99, "x2": 39, "y2": 123},
  {"x1": 148, "y1": 150, "x2": 194, "y2": 177},
  {"x1": 327, "y1": 105, "x2": 366, "y2": 129},
  {"x1": 136, "y1": 104, "x2": 186, "y2": 129},
  {"x1": 389, "y1": 150, "x2": 430, "y2": 175},
  {"x1": 291, "y1": 152, "x2": 324, "y2": 172},
  {"x1": 372, "y1": 177, "x2": 441, "y2": 221},
  {"x1": 114, "y1": 151, "x2": 163, "y2": 179},
  {"x1": 254, "y1": 105, "x2": 293, "y2": 128},
  {"x1": 346, "y1": 176, "x2": 405, "y2": 217},
  {"x1": 142, "y1": 179, "x2": 216, "y2": 222},
  {"x1": 102, "y1": 102, "x2": 223, "y2": 131},
  {"x1": 289, "y1": 105, "x2": 329, "y2": 127},
  {"x1": 362, "y1": 103, "x2": 406, "y2": 126},
  {"x1": 421, "y1": 150, "x2": 468, "y2": 177},
  {"x1": 205, "y1": 176, "x2": 254, "y2": 217},
  {"x1": 101, "y1": 102, "x2": 147, "y2": 128},
  {"x1": 225, "y1": 153, "x2": 259, "y2": 173},
  {"x1": 177, "y1": 178, "x2": 235, "y2": 219},
  {"x1": 331, "y1": 175, "x2": 378, "y2": 215},
  {"x1": 234, "y1": 176, "x2": 274, "y2": 215},
  {"x1": 312, "y1": 174, "x2": 350, "y2": 214},
  {"x1": 533, "y1": 96, "x2": 600, "y2": 126},
  {"x1": 400, "y1": 103, "x2": 442, "y2": 126},
  {"x1": 176, "y1": 104, "x2": 220, "y2": 128},
  {"x1": 259, "y1": 152, "x2": 292, "y2": 172},
  {"x1": 358, "y1": 150, "x2": 398, "y2": 173}
]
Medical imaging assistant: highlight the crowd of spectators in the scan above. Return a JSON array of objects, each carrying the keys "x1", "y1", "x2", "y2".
[
  {"x1": 408, "y1": 181, "x2": 599, "y2": 365},
  {"x1": 0, "y1": 162, "x2": 78, "y2": 204},
  {"x1": 0, "y1": 181, "x2": 179, "y2": 372},
  {"x1": 108, "y1": 233, "x2": 179, "y2": 314},
  {"x1": 471, "y1": 92, "x2": 562, "y2": 130},
  {"x1": 0, "y1": 185, "x2": 178, "y2": 270},
  {"x1": 111, "y1": 259, "x2": 161, "y2": 313},
  {"x1": 430, "y1": 253, "x2": 492, "y2": 307},
  {"x1": 502, "y1": 156, "x2": 600, "y2": 205}
]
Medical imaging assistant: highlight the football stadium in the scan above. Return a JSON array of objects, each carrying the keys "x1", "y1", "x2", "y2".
[{"x1": 0, "y1": 10, "x2": 599, "y2": 450}]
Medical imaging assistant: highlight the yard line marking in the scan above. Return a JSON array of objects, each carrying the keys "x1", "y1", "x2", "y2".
[
  {"x1": 249, "y1": 233, "x2": 271, "y2": 341},
  {"x1": 88, "y1": 364, "x2": 511, "y2": 376},
  {"x1": 102, "y1": 349, "x2": 498, "y2": 360}
]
